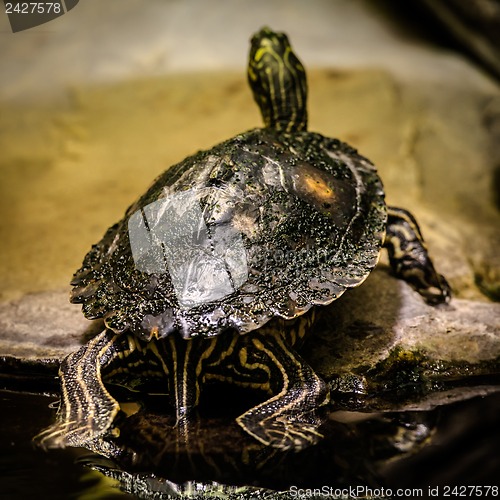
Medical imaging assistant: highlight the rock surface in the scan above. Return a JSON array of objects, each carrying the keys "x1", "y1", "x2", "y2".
[{"x1": 1, "y1": 268, "x2": 498, "y2": 410}]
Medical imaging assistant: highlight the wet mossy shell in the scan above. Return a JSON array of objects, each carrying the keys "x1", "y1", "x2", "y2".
[{"x1": 71, "y1": 129, "x2": 386, "y2": 339}]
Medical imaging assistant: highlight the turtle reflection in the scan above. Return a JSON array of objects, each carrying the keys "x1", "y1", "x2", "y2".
[{"x1": 78, "y1": 398, "x2": 436, "y2": 499}]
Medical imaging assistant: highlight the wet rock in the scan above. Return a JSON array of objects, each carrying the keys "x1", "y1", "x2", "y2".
[{"x1": 1, "y1": 267, "x2": 498, "y2": 412}]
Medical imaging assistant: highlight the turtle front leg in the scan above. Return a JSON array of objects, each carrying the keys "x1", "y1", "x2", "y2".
[
  {"x1": 384, "y1": 206, "x2": 451, "y2": 305},
  {"x1": 235, "y1": 333, "x2": 329, "y2": 451},
  {"x1": 35, "y1": 329, "x2": 124, "y2": 449}
]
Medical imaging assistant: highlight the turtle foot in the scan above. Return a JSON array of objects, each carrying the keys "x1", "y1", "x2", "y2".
[
  {"x1": 35, "y1": 330, "x2": 122, "y2": 449},
  {"x1": 231, "y1": 333, "x2": 329, "y2": 450},
  {"x1": 385, "y1": 206, "x2": 452, "y2": 305},
  {"x1": 418, "y1": 272, "x2": 452, "y2": 305},
  {"x1": 237, "y1": 410, "x2": 324, "y2": 451},
  {"x1": 34, "y1": 420, "x2": 101, "y2": 449}
]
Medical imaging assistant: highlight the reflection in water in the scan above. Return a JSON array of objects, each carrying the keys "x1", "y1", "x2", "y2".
[
  {"x1": 0, "y1": 390, "x2": 133, "y2": 499},
  {"x1": 4, "y1": 389, "x2": 500, "y2": 498},
  {"x1": 72, "y1": 389, "x2": 436, "y2": 499}
]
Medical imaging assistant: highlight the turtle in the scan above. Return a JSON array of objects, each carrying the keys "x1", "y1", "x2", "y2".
[{"x1": 37, "y1": 27, "x2": 450, "y2": 451}]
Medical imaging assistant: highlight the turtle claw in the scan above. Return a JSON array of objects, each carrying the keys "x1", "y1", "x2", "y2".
[
  {"x1": 36, "y1": 411, "x2": 123, "y2": 449},
  {"x1": 34, "y1": 420, "x2": 82, "y2": 449},
  {"x1": 418, "y1": 272, "x2": 452, "y2": 305},
  {"x1": 35, "y1": 394, "x2": 119, "y2": 449},
  {"x1": 237, "y1": 411, "x2": 324, "y2": 451}
]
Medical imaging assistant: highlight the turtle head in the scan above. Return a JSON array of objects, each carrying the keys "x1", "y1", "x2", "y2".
[{"x1": 248, "y1": 27, "x2": 307, "y2": 133}]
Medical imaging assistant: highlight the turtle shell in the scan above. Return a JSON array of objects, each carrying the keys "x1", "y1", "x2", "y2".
[{"x1": 71, "y1": 128, "x2": 386, "y2": 339}]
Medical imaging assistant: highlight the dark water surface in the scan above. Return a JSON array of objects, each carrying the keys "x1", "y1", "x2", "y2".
[
  {"x1": 0, "y1": 391, "x2": 132, "y2": 500},
  {"x1": 1, "y1": 389, "x2": 499, "y2": 499}
]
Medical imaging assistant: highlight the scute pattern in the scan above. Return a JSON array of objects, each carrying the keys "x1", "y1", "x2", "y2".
[{"x1": 70, "y1": 129, "x2": 386, "y2": 338}]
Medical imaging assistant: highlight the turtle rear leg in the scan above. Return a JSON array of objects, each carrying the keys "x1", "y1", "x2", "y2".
[
  {"x1": 35, "y1": 329, "x2": 124, "y2": 448},
  {"x1": 234, "y1": 333, "x2": 329, "y2": 451},
  {"x1": 384, "y1": 206, "x2": 451, "y2": 305}
]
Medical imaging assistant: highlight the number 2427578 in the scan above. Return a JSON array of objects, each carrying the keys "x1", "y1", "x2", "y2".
[{"x1": 5, "y1": 3, "x2": 62, "y2": 14}]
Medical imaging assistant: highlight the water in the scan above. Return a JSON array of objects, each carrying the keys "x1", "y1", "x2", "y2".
[
  {"x1": 0, "y1": 391, "x2": 132, "y2": 500},
  {"x1": 1, "y1": 389, "x2": 499, "y2": 499}
]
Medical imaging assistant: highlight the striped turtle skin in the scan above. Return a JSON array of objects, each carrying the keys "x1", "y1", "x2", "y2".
[{"x1": 37, "y1": 28, "x2": 450, "y2": 451}]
